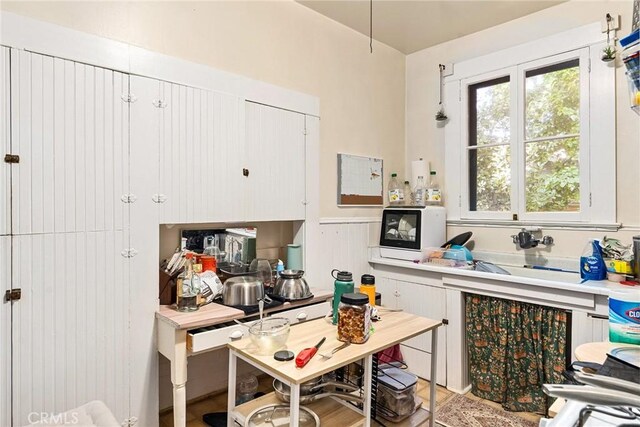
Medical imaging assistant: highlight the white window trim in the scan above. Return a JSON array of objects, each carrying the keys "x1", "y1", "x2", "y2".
[{"x1": 444, "y1": 22, "x2": 616, "y2": 226}]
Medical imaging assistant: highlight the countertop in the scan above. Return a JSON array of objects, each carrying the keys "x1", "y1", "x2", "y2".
[
  {"x1": 156, "y1": 288, "x2": 333, "y2": 330},
  {"x1": 370, "y1": 254, "x2": 636, "y2": 297}
]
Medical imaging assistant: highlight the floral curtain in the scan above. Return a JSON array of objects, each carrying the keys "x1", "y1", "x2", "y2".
[{"x1": 466, "y1": 293, "x2": 567, "y2": 414}]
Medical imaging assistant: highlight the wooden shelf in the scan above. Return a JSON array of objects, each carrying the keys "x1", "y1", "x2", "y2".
[{"x1": 230, "y1": 392, "x2": 432, "y2": 426}]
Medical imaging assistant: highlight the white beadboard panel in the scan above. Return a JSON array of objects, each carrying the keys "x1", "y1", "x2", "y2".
[
  {"x1": 245, "y1": 102, "x2": 306, "y2": 222},
  {"x1": 317, "y1": 221, "x2": 372, "y2": 283},
  {"x1": 1, "y1": 48, "x2": 11, "y2": 236},
  {"x1": 11, "y1": 232, "x2": 130, "y2": 425},
  {"x1": 1, "y1": 236, "x2": 11, "y2": 426},
  {"x1": 158, "y1": 82, "x2": 245, "y2": 224},
  {"x1": 302, "y1": 115, "x2": 321, "y2": 286},
  {"x1": 571, "y1": 311, "x2": 609, "y2": 362},
  {"x1": 10, "y1": 50, "x2": 129, "y2": 235},
  {"x1": 129, "y1": 75, "x2": 160, "y2": 427}
]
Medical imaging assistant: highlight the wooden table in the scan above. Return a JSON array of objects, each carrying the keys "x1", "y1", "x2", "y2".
[
  {"x1": 226, "y1": 310, "x2": 442, "y2": 427},
  {"x1": 156, "y1": 289, "x2": 333, "y2": 427}
]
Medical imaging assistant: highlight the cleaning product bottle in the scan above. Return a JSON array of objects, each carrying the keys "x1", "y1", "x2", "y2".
[
  {"x1": 609, "y1": 289, "x2": 640, "y2": 344},
  {"x1": 580, "y1": 239, "x2": 607, "y2": 281},
  {"x1": 276, "y1": 259, "x2": 285, "y2": 277}
]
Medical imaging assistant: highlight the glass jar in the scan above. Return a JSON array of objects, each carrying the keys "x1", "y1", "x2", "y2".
[{"x1": 337, "y1": 293, "x2": 371, "y2": 344}]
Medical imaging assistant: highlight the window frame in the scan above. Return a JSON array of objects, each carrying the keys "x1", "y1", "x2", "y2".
[{"x1": 447, "y1": 36, "x2": 616, "y2": 226}]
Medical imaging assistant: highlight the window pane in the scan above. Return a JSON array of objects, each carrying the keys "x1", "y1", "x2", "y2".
[
  {"x1": 469, "y1": 77, "x2": 510, "y2": 147},
  {"x1": 525, "y1": 60, "x2": 580, "y2": 140},
  {"x1": 525, "y1": 137, "x2": 580, "y2": 212},
  {"x1": 469, "y1": 145, "x2": 511, "y2": 212}
]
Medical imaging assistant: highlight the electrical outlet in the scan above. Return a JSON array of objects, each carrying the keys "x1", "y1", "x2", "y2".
[{"x1": 601, "y1": 14, "x2": 620, "y2": 33}]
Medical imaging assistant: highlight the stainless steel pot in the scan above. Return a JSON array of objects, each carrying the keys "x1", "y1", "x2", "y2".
[
  {"x1": 222, "y1": 276, "x2": 265, "y2": 306},
  {"x1": 272, "y1": 378, "x2": 362, "y2": 404},
  {"x1": 272, "y1": 269, "x2": 312, "y2": 301}
]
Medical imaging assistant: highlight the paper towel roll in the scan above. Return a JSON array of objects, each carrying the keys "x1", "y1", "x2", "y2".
[{"x1": 411, "y1": 159, "x2": 427, "y2": 187}]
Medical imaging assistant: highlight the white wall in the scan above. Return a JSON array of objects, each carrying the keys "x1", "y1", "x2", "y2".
[
  {"x1": 406, "y1": 0, "x2": 640, "y2": 259},
  {"x1": 0, "y1": 0, "x2": 406, "y2": 220}
]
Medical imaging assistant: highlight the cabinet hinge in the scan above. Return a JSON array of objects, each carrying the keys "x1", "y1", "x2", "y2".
[
  {"x1": 4, "y1": 288, "x2": 21, "y2": 302},
  {"x1": 121, "y1": 94, "x2": 137, "y2": 103},
  {"x1": 120, "y1": 194, "x2": 137, "y2": 204},
  {"x1": 442, "y1": 318, "x2": 449, "y2": 325},
  {"x1": 589, "y1": 192, "x2": 592, "y2": 207},
  {"x1": 120, "y1": 248, "x2": 139, "y2": 258},
  {"x1": 152, "y1": 194, "x2": 168, "y2": 204},
  {"x1": 303, "y1": 129, "x2": 308, "y2": 136},
  {"x1": 153, "y1": 100, "x2": 168, "y2": 108},
  {"x1": 4, "y1": 154, "x2": 19, "y2": 164},
  {"x1": 121, "y1": 416, "x2": 138, "y2": 427},
  {"x1": 588, "y1": 58, "x2": 592, "y2": 73},
  {"x1": 458, "y1": 195, "x2": 462, "y2": 208}
]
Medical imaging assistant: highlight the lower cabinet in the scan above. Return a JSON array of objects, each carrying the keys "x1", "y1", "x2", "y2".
[
  {"x1": 376, "y1": 277, "x2": 447, "y2": 385},
  {"x1": 571, "y1": 309, "x2": 609, "y2": 361}
]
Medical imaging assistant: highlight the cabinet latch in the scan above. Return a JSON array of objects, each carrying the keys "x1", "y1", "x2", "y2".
[
  {"x1": 442, "y1": 318, "x2": 449, "y2": 325},
  {"x1": 152, "y1": 194, "x2": 168, "y2": 204},
  {"x1": 4, "y1": 288, "x2": 21, "y2": 302},
  {"x1": 121, "y1": 94, "x2": 137, "y2": 103},
  {"x1": 4, "y1": 154, "x2": 19, "y2": 164},
  {"x1": 242, "y1": 168, "x2": 249, "y2": 177},
  {"x1": 153, "y1": 100, "x2": 168, "y2": 108}
]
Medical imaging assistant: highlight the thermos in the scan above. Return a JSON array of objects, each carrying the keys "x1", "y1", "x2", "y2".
[
  {"x1": 331, "y1": 269, "x2": 354, "y2": 324},
  {"x1": 360, "y1": 274, "x2": 376, "y2": 306}
]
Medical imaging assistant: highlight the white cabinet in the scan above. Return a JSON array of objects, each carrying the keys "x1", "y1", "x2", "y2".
[
  {"x1": 245, "y1": 102, "x2": 306, "y2": 221},
  {"x1": 156, "y1": 82, "x2": 245, "y2": 224},
  {"x1": 376, "y1": 277, "x2": 447, "y2": 385},
  {"x1": 0, "y1": 235, "x2": 10, "y2": 427},
  {"x1": 0, "y1": 47, "x2": 10, "y2": 236},
  {"x1": 9, "y1": 50, "x2": 129, "y2": 235},
  {"x1": 571, "y1": 310, "x2": 609, "y2": 360}
]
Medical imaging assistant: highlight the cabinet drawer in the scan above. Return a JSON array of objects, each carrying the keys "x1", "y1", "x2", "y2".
[
  {"x1": 273, "y1": 301, "x2": 330, "y2": 324},
  {"x1": 187, "y1": 320, "x2": 251, "y2": 354}
]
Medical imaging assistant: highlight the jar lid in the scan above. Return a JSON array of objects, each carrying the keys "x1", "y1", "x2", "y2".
[
  {"x1": 340, "y1": 292, "x2": 369, "y2": 305},
  {"x1": 361, "y1": 274, "x2": 375, "y2": 285}
]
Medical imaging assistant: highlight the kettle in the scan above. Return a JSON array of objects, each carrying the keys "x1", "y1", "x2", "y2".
[{"x1": 331, "y1": 269, "x2": 354, "y2": 325}]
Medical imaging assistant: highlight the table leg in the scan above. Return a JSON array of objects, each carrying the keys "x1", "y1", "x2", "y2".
[
  {"x1": 227, "y1": 350, "x2": 238, "y2": 427},
  {"x1": 429, "y1": 328, "x2": 439, "y2": 427},
  {"x1": 169, "y1": 329, "x2": 188, "y2": 427},
  {"x1": 290, "y1": 383, "x2": 300, "y2": 426},
  {"x1": 363, "y1": 355, "x2": 373, "y2": 427}
]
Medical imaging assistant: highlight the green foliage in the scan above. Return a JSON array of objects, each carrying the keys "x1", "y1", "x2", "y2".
[{"x1": 471, "y1": 65, "x2": 581, "y2": 213}]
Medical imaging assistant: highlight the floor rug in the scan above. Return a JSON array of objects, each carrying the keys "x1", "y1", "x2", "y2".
[{"x1": 436, "y1": 394, "x2": 538, "y2": 427}]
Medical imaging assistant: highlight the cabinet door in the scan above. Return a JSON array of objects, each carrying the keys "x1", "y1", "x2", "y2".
[
  {"x1": 10, "y1": 50, "x2": 129, "y2": 235},
  {"x1": 376, "y1": 277, "x2": 398, "y2": 309},
  {"x1": 158, "y1": 83, "x2": 244, "y2": 224},
  {"x1": 245, "y1": 102, "x2": 306, "y2": 221},
  {"x1": 11, "y1": 232, "x2": 130, "y2": 425},
  {"x1": 0, "y1": 47, "x2": 9, "y2": 236},
  {"x1": 396, "y1": 281, "x2": 447, "y2": 385},
  {"x1": 0, "y1": 235, "x2": 10, "y2": 427}
]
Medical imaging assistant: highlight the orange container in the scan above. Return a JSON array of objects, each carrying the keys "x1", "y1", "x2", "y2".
[{"x1": 201, "y1": 255, "x2": 217, "y2": 272}]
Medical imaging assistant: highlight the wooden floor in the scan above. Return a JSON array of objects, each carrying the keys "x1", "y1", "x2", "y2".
[{"x1": 161, "y1": 376, "x2": 541, "y2": 426}]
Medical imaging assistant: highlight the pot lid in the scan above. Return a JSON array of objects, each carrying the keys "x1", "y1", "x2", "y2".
[{"x1": 245, "y1": 405, "x2": 319, "y2": 427}]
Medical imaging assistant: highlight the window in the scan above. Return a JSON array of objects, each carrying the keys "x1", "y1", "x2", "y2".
[{"x1": 461, "y1": 49, "x2": 593, "y2": 222}]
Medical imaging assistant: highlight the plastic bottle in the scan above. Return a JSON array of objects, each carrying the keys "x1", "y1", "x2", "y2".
[
  {"x1": 426, "y1": 171, "x2": 442, "y2": 205},
  {"x1": 580, "y1": 239, "x2": 607, "y2": 281},
  {"x1": 276, "y1": 259, "x2": 285, "y2": 277},
  {"x1": 403, "y1": 181, "x2": 412, "y2": 206},
  {"x1": 388, "y1": 173, "x2": 403, "y2": 205},
  {"x1": 331, "y1": 269, "x2": 354, "y2": 325},
  {"x1": 359, "y1": 274, "x2": 376, "y2": 306},
  {"x1": 414, "y1": 176, "x2": 425, "y2": 206}
]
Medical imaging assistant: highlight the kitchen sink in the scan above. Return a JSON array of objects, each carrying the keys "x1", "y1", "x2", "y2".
[{"x1": 499, "y1": 265, "x2": 582, "y2": 284}]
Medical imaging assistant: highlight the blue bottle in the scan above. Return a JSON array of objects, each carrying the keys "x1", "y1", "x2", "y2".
[{"x1": 580, "y1": 239, "x2": 607, "y2": 281}]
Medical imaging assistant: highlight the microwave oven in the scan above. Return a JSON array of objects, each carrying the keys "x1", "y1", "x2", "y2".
[{"x1": 379, "y1": 206, "x2": 446, "y2": 261}]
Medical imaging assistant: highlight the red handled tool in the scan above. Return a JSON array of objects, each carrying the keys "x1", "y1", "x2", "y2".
[{"x1": 295, "y1": 337, "x2": 326, "y2": 368}]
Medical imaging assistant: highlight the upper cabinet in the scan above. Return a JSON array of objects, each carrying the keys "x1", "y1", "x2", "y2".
[
  {"x1": 155, "y1": 82, "x2": 246, "y2": 224},
  {"x1": 245, "y1": 102, "x2": 306, "y2": 222},
  {"x1": 9, "y1": 50, "x2": 129, "y2": 236}
]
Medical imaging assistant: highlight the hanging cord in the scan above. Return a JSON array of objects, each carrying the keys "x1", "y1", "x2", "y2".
[
  {"x1": 438, "y1": 64, "x2": 445, "y2": 106},
  {"x1": 370, "y1": 0, "x2": 373, "y2": 53}
]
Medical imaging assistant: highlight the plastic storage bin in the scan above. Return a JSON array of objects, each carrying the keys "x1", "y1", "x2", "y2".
[{"x1": 376, "y1": 366, "x2": 419, "y2": 422}]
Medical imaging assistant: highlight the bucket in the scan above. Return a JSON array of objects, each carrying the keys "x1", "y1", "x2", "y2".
[{"x1": 609, "y1": 289, "x2": 640, "y2": 345}]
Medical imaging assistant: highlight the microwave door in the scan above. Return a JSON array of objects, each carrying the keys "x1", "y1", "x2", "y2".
[{"x1": 380, "y1": 210, "x2": 421, "y2": 250}]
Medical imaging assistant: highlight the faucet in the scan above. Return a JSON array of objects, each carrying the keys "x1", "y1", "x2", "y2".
[{"x1": 511, "y1": 228, "x2": 554, "y2": 249}]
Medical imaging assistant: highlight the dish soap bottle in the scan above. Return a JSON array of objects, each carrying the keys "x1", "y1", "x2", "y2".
[
  {"x1": 426, "y1": 171, "x2": 442, "y2": 205},
  {"x1": 388, "y1": 173, "x2": 403, "y2": 205},
  {"x1": 580, "y1": 239, "x2": 607, "y2": 281}
]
